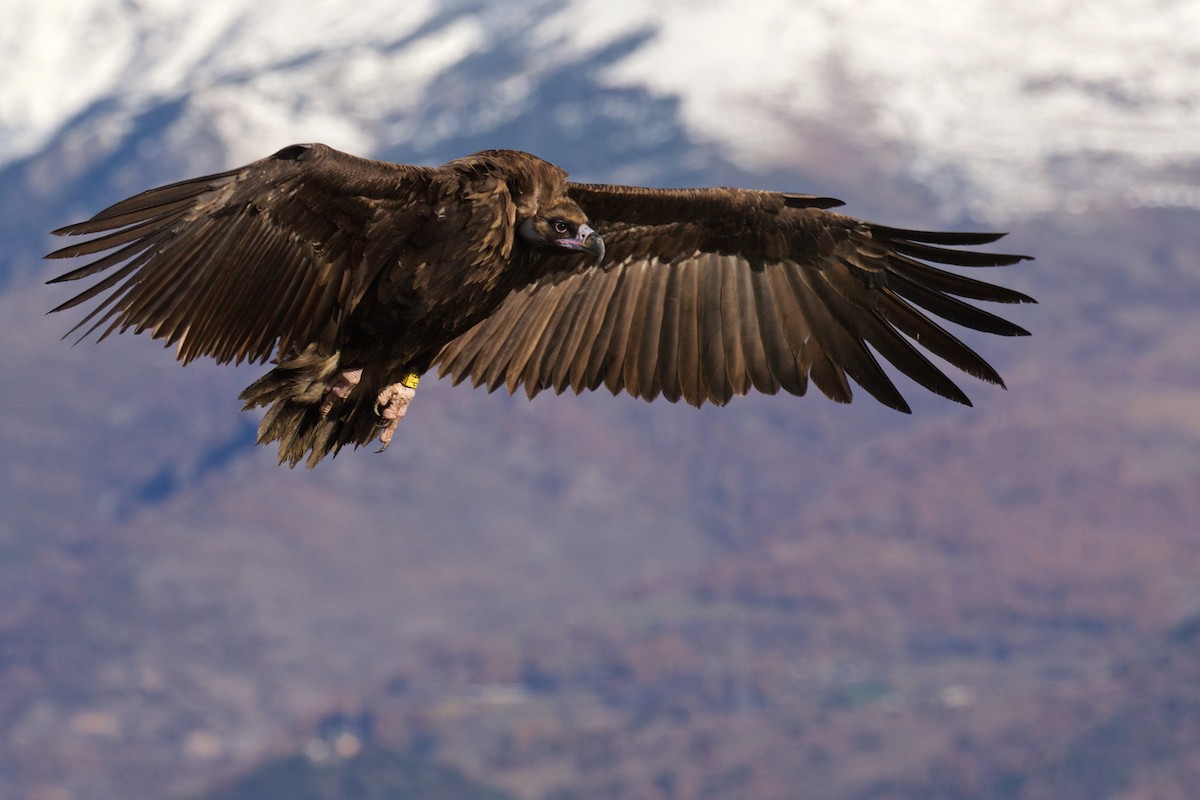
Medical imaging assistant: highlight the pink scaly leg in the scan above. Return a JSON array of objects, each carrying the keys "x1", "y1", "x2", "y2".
[
  {"x1": 374, "y1": 374, "x2": 419, "y2": 451},
  {"x1": 319, "y1": 368, "x2": 362, "y2": 416}
]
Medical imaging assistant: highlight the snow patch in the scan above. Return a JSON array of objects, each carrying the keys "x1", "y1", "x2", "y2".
[{"x1": 5, "y1": 0, "x2": 1200, "y2": 217}]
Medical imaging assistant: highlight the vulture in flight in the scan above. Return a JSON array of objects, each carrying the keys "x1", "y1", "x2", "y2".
[{"x1": 47, "y1": 144, "x2": 1033, "y2": 468}]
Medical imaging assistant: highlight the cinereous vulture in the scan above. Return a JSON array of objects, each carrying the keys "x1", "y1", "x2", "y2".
[{"x1": 47, "y1": 144, "x2": 1033, "y2": 467}]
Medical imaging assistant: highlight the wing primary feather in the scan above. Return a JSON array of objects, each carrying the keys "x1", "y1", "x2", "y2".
[
  {"x1": 654, "y1": 261, "x2": 683, "y2": 403},
  {"x1": 302, "y1": 260, "x2": 346, "y2": 355},
  {"x1": 879, "y1": 292, "x2": 1005, "y2": 387},
  {"x1": 633, "y1": 260, "x2": 668, "y2": 400},
  {"x1": 613, "y1": 264, "x2": 649, "y2": 397},
  {"x1": 512, "y1": 282, "x2": 574, "y2": 394},
  {"x1": 47, "y1": 237, "x2": 160, "y2": 305},
  {"x1": 762, "y1": 261, "x2": 811, "y2": 397},
  {"x1": 210, "y1": 227, "x2": 298, "y2": 363},
  {"x1": 599, "y1": 264, "x2": 644, "y2": 395},
  {"x1": 54, "y1": 254, "x2": 157, "y2": 342},
  {"x1": 467, "y1": 280, "x2": 547, "y2": 394},
  {"x1": 886, "y1": 271, "x2": 1031, "y2": 336},
  {"x1": 99, "y1": 218, "x2": 228, "y2": 330},
  {"x1": 571, "y1": 269, "x2": 624, "y2": 392},
  {"x1": 440, "y1": 298, "x2": 520, "y2": 387},
  {"x1": 747, "y1": 262, "x2": 801, "y2": 395},
  {"x1": 47, "y1": 200, "x2": 195, "y2": 241},
  {"x1": 60, "y1": 228, "x2": 199, "y2": 342},
  {"x1": 697, "y1": 254, "x2": 731, "y2": 405},
  {"x1": 782, "y1": 193, "x2": 845, "y2": 209},
  {"x1": 674, "y1": 258, "x2": 704, "y2": 406},
  {"x1": 732, "y1": 259, "x2": 777, "y2": 395},
  {"x1": 46, "y1": 210, "x2": 190, "y2": 260},
  {"x1": 238, "y1": 227, "x2": 312, "y2": 362},
  {"x1": 490, "y1": 294, "x2": 545, "y2": 393},
  {"x1": 620, "y1": 261, "x2": 660, "y2": 400},
  {"x1": 133, "y1": 217, "x2": 246, "y2": 351},
  {"x1": 250, "y1": 233, "x2": 316, "y2": 360},
  {"x1": 539, "y1": 278, "x2": 596, "y2": 394},
  {"x1": 786, "y1": 266, "x2": 889, "y2": 408},
  {"x1": 284, "y1": 256, "x2": 341, "y2": 360},
  {"x1": 887, "y1": 239, "x2": 1032, "y2": 267},
  {"x1": 719, "y1": 255, "x2": 750, "y2": 397},
  {"x1": 184, "y1": 223, "x2": 275, "y2": 362},
  {"x1": 885, "y1": 253, "x2": 1036, "y2": 304},
  {"x1": 438, "y1": 320, "x2": 492, "y2": 386},
  {"x1": 515, "y1": 283, "x2": 575, "y2": 397},
  {"x1": 866, "y1": 225, "x2": 1011, "y2": 246},
  {"x1": 473, "y1": 288, "x2": 542, "y2": 391},
  {"x1": 498, "y1": 291, "x2": 559, "y2": 393},
  {"x1": 800, "y1": 264, "x2": 950, "y2": 410},
  {"x1": 546, "y1": 274, "x2": 606, "y2": 393},
  {"x1": 858, "y1": 309, "x2": 973, "y2": 405},
  {"x1": 580, "y1": 271, "x2": 628, "y2": 393},
  {"x1": 168, "y1": 216, "x2": 266, "y2": 362},
  {"x1": 49, "y1": 171, "x2": 239, "y2": 236}
]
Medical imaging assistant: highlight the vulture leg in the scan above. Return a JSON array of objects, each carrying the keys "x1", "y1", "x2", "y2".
[
  {"x1": 374, "y1": 375, "x2": 419, "y2": 451},
  {"x1": 319, "y1": 368, "x2": 363, "y2": 416}
]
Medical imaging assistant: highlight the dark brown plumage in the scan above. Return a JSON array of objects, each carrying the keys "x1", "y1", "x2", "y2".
[{"x1": 46, "y1": 143, "x2": 1034, "y2": 467}]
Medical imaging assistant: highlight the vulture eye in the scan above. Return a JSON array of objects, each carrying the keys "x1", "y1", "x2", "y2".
[{"x1": 552, "y1": 220, "x2": 570, "y2": 235}]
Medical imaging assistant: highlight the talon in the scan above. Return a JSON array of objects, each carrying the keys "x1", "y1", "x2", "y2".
[{"x1": 376, "y1": 413, "x2": 403, "y2": 451}]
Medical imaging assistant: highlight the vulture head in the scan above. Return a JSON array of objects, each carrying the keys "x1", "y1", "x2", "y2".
[
  {"x1": 517, "y1": 211, "x2": 605, "y2": 264},
  {"x1": 467, "y1": 148, "x2": 605, "y2": 265}
]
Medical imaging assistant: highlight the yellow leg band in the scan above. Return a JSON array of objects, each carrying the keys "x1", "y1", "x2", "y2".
[{"x1": 400, "y1": 372, "x2": 421, "y2": 389}]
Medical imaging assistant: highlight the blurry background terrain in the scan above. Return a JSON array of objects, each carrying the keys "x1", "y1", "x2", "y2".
[{"x1": 3, "y1": 1, "x2": 1199, "y2": 798}]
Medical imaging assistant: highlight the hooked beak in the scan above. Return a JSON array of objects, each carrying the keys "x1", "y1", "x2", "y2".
[{"x1": 558, "y1": 223, "x2": 605, "y2": 265}]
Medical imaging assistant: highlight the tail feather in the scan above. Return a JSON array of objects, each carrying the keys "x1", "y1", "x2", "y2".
[
  {"x1": 239, "y1": 349, "x2": 340, "y2": 408},
  {"x1": 239, "y1": 348, "x2": 381, "y2": 468}
]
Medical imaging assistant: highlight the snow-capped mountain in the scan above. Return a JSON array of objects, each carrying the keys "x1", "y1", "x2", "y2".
[{"x1": 4, "y1": 0, "x2": 1199, "y2": 226}]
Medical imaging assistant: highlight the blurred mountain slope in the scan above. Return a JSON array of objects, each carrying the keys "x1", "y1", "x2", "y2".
[{"x1": 2, "y1": 2, "x2": 1198, "y2": 798}]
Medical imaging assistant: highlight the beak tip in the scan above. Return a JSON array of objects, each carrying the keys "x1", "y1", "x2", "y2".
[{"x1": 587, "y1": 233, "x2": 605, "y2": 265}]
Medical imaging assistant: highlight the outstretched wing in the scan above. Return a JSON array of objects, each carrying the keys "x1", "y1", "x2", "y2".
[
  {"x1": 47, "y1": 143, "x2": 439, "y2": 365},
  {"x1": 435, "y1": 183, "x2": 1034, "y2": 412}
]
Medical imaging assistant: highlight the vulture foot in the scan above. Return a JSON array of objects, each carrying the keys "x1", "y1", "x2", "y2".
[
  {"x1": 319, "y1": 368, "x2": 362, "y2": 416},
  {"x1": 375, "y1": 381, "x2": 417, "y2": 452}
]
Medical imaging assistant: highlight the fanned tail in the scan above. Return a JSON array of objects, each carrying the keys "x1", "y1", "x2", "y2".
[{"x1": 239, "y1": 348, "x2": 381, "y2": 468}]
